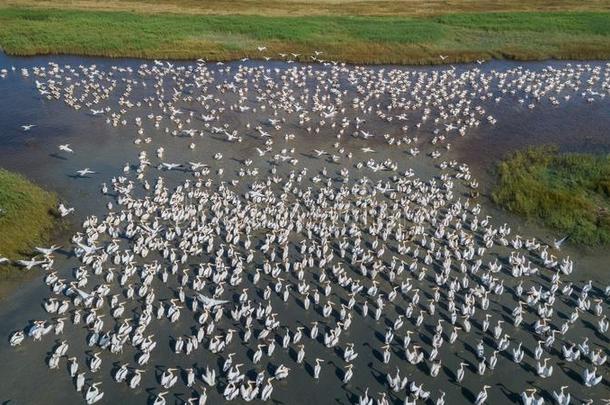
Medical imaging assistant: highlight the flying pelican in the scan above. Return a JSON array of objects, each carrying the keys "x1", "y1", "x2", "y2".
[
  {"x1": 76, "y1": 168, "x2": 96, "y2": 177},
  {"x1": 35, "y1": 245, "x2": 61, "y2": 256},
  {"x1": 59, "y1": 144, "x2": 74, "y2": 153},
  {"x1": 17, "y1": 257, "x2": 46, "y2": 270}
]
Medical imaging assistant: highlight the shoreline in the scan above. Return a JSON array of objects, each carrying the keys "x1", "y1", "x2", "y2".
[
  {"x1": 2, "y1": 49, "x2": 610, "y2": 70},
  {"x1": 0, "y1": 168, "x2": 61, "y2": 297},
  {"x1": 5, "y1": 49, "x2": 610, "y2": 66}
]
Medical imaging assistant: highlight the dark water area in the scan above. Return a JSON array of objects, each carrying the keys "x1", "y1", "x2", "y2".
[
  {"x1": 453, "y1": 91, "x2": 610, "y2": 179},
  {"x1": 0, "y1": 53, "x2": 608, "y2": 405}
]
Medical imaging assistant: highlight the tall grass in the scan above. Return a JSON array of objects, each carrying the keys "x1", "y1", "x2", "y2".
[
  {"x1": 492, "y1": 146, "x2": 610, "y2": 246},
  {"x1": 0, "y1": 169, "x2": 57, "y2": 266},
  {"x1": 0, "y1": 8, "x2": 609, "y2": 63}
]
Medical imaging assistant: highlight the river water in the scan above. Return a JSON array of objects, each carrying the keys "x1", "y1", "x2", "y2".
[{"x1": 0, "y1": 53, "x2": 608, "y2": 404}]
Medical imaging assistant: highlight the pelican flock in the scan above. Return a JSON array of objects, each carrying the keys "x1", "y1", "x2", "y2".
[{"x1": 3, "y1": 55, "x2": 610, "y2": 404}]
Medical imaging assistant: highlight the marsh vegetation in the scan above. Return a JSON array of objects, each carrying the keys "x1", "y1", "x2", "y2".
[
  {"x1": 492, "y1": 146, "x2": 610, "y2": 246},
  {"x1": 0, "y1": 168, "x2": 57, "y2": 271}
]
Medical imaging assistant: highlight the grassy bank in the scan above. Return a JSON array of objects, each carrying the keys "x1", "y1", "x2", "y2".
[
  {"x1": 492, "y1": 146, "x2": 610, "y2": 246},
  {"x1": 0, "y1": 169, "x2": 57, "y2": 271},
  {"x1": 0, "y1": 7, "x2": 610, "y2": 63}
]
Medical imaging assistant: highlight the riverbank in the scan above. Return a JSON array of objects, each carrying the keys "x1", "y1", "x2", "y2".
[
  {"x1": 0, "y1": 7, "x2": 610, "y2": 64},
  {"x1": 491, "y1": 146, "x2": 610, "y2": 246},
  {"x1": 0, "y1": 168, "x2": 57, "y2": 279}
]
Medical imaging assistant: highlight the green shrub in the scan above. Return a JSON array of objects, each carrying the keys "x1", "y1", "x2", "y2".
[{"x1": 492, "y1": 146, "x2": 610, "y2": 245}]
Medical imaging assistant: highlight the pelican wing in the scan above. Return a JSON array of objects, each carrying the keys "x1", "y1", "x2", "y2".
[{"x1": 197, "y1": 293, "x2": 229, "y2": 308}]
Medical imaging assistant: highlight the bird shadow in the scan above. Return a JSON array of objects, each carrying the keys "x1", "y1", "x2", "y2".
[
  {"x1": 497, "y1": 383, "x2": 520, "y2": 402},
  {"x1": 461, "y1": 386, "x2": 476, "y2": 403},
  {"x1": 49, "y1": 152, "x2": 67, "y2": 161},
  {"x1": 558, "y1": 363, "x2": 581, "y2": 384}
]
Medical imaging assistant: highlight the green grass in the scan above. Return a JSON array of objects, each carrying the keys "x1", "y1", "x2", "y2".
[
  {"x1": 0, "y1": 8, "x2": 610, "y2": 63},
  {"x1": 0, "y1": 168, "x2": 57, "y2": 267},
  {"x1": 492, "y1": 146, "x2": 610, "y2": 246}
]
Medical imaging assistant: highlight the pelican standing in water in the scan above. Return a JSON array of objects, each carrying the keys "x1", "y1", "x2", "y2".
[
  {"x1": 314, "y1": 358, "x2": 324, "y2": 379},
  {"x1": 474, "y1": 385, "x2": 491, "y2": 405},
  {"x1": 85, "y1": 382, "x2": 104, "y2": 404}
]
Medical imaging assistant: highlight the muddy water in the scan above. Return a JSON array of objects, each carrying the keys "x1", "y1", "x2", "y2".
[{"x1": 0, "y1": 54, "x2": 608, "y2": 405}]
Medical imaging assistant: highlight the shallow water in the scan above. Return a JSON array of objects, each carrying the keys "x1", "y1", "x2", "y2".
[{"x1": 0, "y1": 53, "x2": 608, "y2": 405}]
